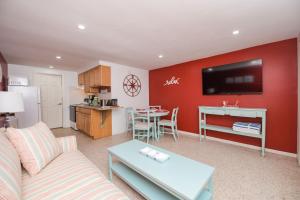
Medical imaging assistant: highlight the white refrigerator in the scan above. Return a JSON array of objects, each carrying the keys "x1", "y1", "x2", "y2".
[{"x1": 8, "y1": 86, "x2": 41, "y2": 128}]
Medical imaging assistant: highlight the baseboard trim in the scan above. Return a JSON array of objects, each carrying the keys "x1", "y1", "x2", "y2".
[{"x1": 178, "y1": 130, "x2": 297, "y2": 158}]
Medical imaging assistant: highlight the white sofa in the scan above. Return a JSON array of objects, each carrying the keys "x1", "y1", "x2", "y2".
[{"x1": 0, "y1": 134, "x2": 129, "y2": 200}]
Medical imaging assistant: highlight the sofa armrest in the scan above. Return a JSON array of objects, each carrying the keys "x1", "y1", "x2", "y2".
[{"x1": 56, "y1": 136, "x2": 78, "y2": 153}]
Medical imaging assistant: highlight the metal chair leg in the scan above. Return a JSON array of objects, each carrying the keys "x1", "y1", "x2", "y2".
[
  {"x1": 157, "y1": 124, "x2": 161, "y2": 140},
  {"x1": 171, "y1": 126, "x2": 177, "y2": 142},
  {"x1": 146, "y1": 129, "x2": 149, "y2": 144},
  {"x1": 175, "y1": 124, "x2": 179, "y2": 138}
]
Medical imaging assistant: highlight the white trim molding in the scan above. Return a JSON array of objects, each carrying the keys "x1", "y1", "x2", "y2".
[{"x1": 178, "y1": 130, "x2": 297, "y2": 158}]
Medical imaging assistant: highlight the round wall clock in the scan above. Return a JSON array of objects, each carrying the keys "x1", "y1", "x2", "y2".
[{"x1": 123, "y1": 74, "x2": 141, "y2": 97}]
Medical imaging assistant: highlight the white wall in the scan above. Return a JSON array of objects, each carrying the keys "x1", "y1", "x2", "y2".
[
  {"x1": 8, "y1": 64, "x2": 79, "y2": 128},
  {"x1": 78, "y1": 61, "x2": 149, "y2": 135},
  {"x1": 100, "y1": 61, "x2": 149, "y2": 135}
]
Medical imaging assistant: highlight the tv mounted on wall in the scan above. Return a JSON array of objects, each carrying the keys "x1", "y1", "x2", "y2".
[{"x1": 202, "y1": 59, "x2": 263, "y2": 95}]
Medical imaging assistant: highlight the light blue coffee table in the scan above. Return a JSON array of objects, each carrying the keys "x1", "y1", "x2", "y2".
[{"x1": 108, "y1": 140, "x2": 215, "y2": 200}]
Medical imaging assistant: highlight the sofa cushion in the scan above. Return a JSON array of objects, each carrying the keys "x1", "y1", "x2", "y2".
[
  {"x1": 56, "y1": 135, "x2": 78, "y2": 153},
  {"x1": 6, "y1": 122, "x2": 62, "y2": 176},
  {"x1": 0, "y1": 133, "x2": 22, "y2": 200},
  {"x1": 22, "y1": 151, "x2": 129, "y2": 200}
]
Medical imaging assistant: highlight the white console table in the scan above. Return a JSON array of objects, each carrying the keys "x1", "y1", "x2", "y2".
[{"x1": 199, "y1": 106, "x2": 267, "y2": 156}]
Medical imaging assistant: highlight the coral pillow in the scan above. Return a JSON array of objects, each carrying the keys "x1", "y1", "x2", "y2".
[{"x1": 6, "y1": 122, "x2": 62, "y2": 176}]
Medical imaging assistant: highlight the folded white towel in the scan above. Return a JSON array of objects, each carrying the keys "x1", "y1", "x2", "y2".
[
  {"x1": 233, "y1": 122, "x2": 261, "y2": 130},
  {"x1": 139, "y1": 147, "x2": 152, "y2": 155},
  {"x1": 155, "y1": 152, "x2": 170, "y2": 162},
  {"x1": 233, "y1": 126, "x2": 260, "y2": 134},
  {"x1": 147, "y1": 150, "x2": 158, "y2": 158}
]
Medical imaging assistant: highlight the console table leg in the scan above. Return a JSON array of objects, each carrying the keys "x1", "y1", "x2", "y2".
[
  {"x1": 261, "y1": 137, "x2": 265, "y2": 157},
  {"x1": 108, "y1": 153, "x2": 112, "y2": 181},
  {"x1": 204, "y1": 114, "x2": 207, "y2": 139},
  {"x1": 199, "y1": 111, "x2": 202, "y2": 141},
  {"x1": 261, "y1": 113, "x2": 266, "y2": 157}
]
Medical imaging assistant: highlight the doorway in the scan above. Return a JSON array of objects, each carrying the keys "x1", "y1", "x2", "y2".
[{"x1": 33, "y1": 74, "x2": 63, "y2": 128}]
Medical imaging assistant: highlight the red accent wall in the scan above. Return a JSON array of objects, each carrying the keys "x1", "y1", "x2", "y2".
[
  {"x1": 0, "y1": 52, "x2": 8, "y2": 91},
  {"x1": 149, "y1": 38, "x2": 298, "y2": 153}
]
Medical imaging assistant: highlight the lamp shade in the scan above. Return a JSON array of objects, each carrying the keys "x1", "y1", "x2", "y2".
[{"x1": 0, "y1": 91, "x2": 24, "y2": 113}]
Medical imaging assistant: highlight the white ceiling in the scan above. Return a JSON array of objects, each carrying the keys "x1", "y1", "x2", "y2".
[{"x1": 0, "y1": 0, "x2": 299, "y2": 71}]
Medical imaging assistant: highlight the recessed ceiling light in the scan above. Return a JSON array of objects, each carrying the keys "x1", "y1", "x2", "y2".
[
  {"x1": 49, "y1": 65, "x2": 54, "y2": 69},
  {"x1": 56, "y1": 56, "x2": 61, "y2": 59},
  {"x1": 232, "y1": 30, "x2": 239, "y2": 35},
  {"x1": 158, "y1": 54, "x2": 164, "y2": 58},
  {"x1": 77, "y1": 24, "x2": 86, "y2": 30}
]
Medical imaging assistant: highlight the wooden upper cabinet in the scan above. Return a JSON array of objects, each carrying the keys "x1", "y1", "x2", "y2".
[
  {"x1": 84, "y1": 71, "x2": 90, "y2": 87},
  {"x1": 83, "y1": 71, "x2": 98, "y2": 93},
  {"x1": 89, "y1": 68, "x2": 97, "y2": 87},
  {"x1": 78, "y1": 73, "x2": 84, "y2": 85},
  {"x1": 99, "y1": 66, "x2": 111, "y2": 87},
  {"x1": 92, "y1": 65, "x2": 111, "y2": 87},
  {"x1": 83, "y1": 71, "x2": 90, "y2": 93},
  {"x1": 79, "y1": 65, "x2": 111, "y2": 93}
]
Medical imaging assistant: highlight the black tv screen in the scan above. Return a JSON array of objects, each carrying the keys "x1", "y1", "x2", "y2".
[{"x1": 202, "y1": 59, "x2": 263, "y2": 95}]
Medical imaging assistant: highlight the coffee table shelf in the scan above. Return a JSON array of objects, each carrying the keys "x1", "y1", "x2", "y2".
[
  {"x1": 112, "y1": 162, "x2": 212, "y2": 200},
  {"x1": 108, "y1": 140, "x2": 214, "y2": 200},
  {"x1": 112, "y1": 162, "x2": 176, "y2": 200}
]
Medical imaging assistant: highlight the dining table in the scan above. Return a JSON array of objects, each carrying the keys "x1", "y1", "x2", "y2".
[{"x1": 135, "y1": 109, "x2": 169, "y2": 140}]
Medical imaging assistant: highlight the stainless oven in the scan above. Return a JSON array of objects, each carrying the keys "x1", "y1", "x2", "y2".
[{"x1": 69, "y1": 105, "x2": 78, "y2": 130}]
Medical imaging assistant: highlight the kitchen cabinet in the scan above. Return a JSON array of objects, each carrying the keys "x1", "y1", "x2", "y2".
[
  {"x1": 76, "y1": 107, "x2": 91, "y2": 135},
  {"x1": 78, "y1": 65, "x2": 111, "y2": 93},
  {"x1": 83, "y1": 114, "x2": 90, "y2": 134},
  {"x1": 93, "y1": 66, "x2": 111, "y2": 87},
  {"x1": 78, "y1": 73, "x2": 84, "y2": 85},
  {"x1": 89, "y1": 68, "x2": 96, "y2": 87},
  {"x1": 76, "y1": 112, "x2": 83, "y2": 130},
  {"x1": 76, "y1": 106, "x2": 112, "y2": 139},
  {"x1": 83, "y1": 71, "x2": 98, "y2": 93}
]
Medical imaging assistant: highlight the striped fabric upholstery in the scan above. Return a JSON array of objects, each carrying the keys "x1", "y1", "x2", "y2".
[
  {"x1": 56, "y1": 136, "x2": 78, "y2": 153},
  {"x1": 6, "y1": 122, "x2": 62, "y2": 176},
  {"x1": 0, "y1": 133, "x2": 22, "y2": 200},
  {"x1": 22, "y1": 151, "x2": 129, "y2": 200}
]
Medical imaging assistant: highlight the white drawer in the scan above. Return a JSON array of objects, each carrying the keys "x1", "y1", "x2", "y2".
[
  {"x1": 229, "y1": 110, "x2": 257, "y2": 118},
  {"x1": 203, "y1": 109, "x2": 225, "y2": 115}
]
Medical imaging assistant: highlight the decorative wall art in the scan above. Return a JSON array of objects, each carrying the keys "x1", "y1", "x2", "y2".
[
  {"x1": 123, "y1": 74, "x2": 141, "y2": 97},
  {"x1": 163, "y1": 76, "x2": 180, "y2": 86}
]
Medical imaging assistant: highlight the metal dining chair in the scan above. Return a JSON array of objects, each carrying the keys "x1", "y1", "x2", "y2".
[
  {"x1": 149, "y1": 105, "x2": 162, "y2": 124},
  {"x1": 125, "y1": 107, "x2": 134, "y2": 134},
  {"x1": 130, "y1": 110, "x2": 155, "y2": 143},
  {"x1": 157, "y1": 107, "x2": 179, "y2": 141}
]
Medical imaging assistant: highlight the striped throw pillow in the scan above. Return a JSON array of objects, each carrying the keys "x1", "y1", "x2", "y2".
[
  {"x1": 0, "y1": 133, "x2": 22, "y2": 200},
  {"x1": 6, "y1": 122, "x2": 62, "y2": 176}
]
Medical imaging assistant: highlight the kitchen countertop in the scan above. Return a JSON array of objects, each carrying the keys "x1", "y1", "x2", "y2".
[{"x1": 73, "y1": 104, "x2": 122, "y2": 111}]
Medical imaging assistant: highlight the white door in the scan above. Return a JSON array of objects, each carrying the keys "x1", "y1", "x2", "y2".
[{"x1": 33, "y1": 74, "x2": 63, "y2": 128}]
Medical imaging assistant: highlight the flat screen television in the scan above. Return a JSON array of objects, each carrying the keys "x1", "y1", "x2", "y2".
[{"x1": 202, "y1": 59, "x2": 263, "y2": 95}]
